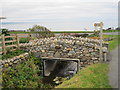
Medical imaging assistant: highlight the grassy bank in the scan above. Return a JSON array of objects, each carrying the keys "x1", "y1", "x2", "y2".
[{"x1": 55, "y1": 63, "x2": 111, "y2": 88}]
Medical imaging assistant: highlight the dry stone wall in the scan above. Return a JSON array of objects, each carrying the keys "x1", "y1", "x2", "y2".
[{"x1": 0, "y1": 53, "x2": 29, "y2": 68}]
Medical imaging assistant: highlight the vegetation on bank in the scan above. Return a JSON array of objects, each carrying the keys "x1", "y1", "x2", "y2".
[
  {"x1": 55, "y1": 63, "x2": 111, "y2": 88},
  {"x1": 2, "y1": 54, "x2": 52, "y2": 88}
]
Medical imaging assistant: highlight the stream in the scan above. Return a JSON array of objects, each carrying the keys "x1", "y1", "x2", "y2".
[{"x1": 42, "y1": 60, "x2": 78, "y2": 87}]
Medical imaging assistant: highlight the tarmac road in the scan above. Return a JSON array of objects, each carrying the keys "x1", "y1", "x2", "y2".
[{"x1": 108, "y1": 45, "x2": 119, "y2": 88}]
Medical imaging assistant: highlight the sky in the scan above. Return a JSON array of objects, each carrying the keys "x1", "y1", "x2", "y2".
[{"x1": 0, "y1": 0, "x2": 119, "y2": 31}]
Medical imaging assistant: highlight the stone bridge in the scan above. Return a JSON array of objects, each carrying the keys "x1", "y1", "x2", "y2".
[{"x1": 20, "y1": 36, "x2": 108, "y2": 77}]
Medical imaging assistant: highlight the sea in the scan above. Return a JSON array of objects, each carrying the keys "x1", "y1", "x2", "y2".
[{"x1": 2, "y1": 23, "x2": 94, "y2": 31}]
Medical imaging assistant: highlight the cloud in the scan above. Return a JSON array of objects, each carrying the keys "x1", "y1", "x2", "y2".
[
  {"x1": 1, "y1": 0, "x2": 118, "y2": 30},
  {"x1": 1, "y1": 0, "x2": 119, "y2": 3}
]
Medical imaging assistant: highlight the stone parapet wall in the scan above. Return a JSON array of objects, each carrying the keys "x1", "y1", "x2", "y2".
[{"x1": 20, "y1": 36, "x2": 108, "y2": 68}]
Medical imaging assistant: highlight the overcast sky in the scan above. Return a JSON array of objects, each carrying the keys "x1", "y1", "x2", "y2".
[{"x1": 0, "y1": 0, "x2": 119, "y2": 30}]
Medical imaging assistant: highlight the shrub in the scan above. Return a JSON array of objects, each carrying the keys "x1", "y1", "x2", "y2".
[
  {"x1": 1, "y1": 29, "x2": 10, "y2": 36},
  {"x1": 28, "y1": 25, "x2": 55, "y2": 39},
  {"x1": 1, "y1": 29, "x2": 12, "y2": 41}
]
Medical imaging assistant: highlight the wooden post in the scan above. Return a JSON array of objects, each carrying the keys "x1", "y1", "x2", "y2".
[
  {"x1": 2, "y1": 34, "x2": 6, "y2": 55},
  {"x1": 16, "y1": 34, "x2": 20, "y2": 49},
  {"x1": 100, "y1": 22, "x2": 103, "y2": 62}
]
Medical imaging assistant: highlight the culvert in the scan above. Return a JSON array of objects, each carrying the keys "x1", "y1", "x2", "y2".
[{"x1": 41, "y1": 57, "x2": 80, "y2": 78}]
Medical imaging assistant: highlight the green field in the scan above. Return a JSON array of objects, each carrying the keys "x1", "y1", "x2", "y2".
[
  {"x1": 9, "y1": 30, "x2": 120, "y2": 34},
  {"x1": 9, "y1": 31, "x2": 94, "y2": 34},
  {"x1": 9, "y1": 31, "x2": 29, "y2": 34},
  {"x1": 55, "y1": 63, "x2": 111, "y2": 88}
]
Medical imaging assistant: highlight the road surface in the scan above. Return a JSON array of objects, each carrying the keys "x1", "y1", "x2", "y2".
[{"x1": 108, "y1": 45, "x2": 119, "y2": 88}]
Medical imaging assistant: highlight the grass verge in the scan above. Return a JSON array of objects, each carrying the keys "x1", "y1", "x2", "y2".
[{"x1": 55, "y1": 63, "x2": 111, "y2": 88}]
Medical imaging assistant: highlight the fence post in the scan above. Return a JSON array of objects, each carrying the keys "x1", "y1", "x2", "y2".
[
  {"x1": 16, "y1": 34, "x2": 20, "y2": 49},
  {"x1": 2, "y1": 34, "x2": 6, "y2": 55},
  {"x1": 100, "y1": 22, "x2": 103, "y2": 62}
]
